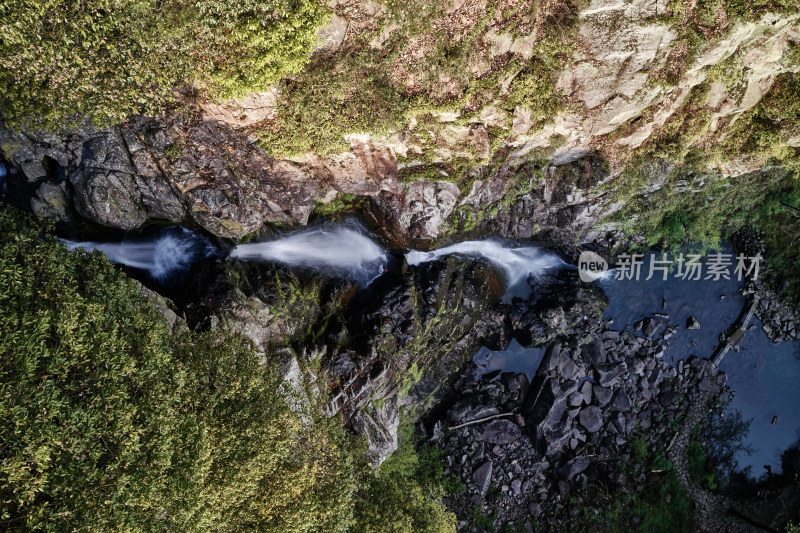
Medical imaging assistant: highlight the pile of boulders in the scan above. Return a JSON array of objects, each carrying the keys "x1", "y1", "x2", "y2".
[
  {"x1": 423, "y1": 319, "x2": 727, "y2": 531},
  {"x1": 747, "y1": 280, "x2": 800, "y2": 342}
]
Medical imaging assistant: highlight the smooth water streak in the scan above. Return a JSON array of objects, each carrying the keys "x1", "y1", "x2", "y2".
[
  {"x1": 406, "y1": 240, "x2": 564, "y2": 286},
  {"x1": 230, "y1": 226, "x2": 388, "y2": 285},
  {"x1": 63, "y1": 227, "x2": 215, "y2": 281}
]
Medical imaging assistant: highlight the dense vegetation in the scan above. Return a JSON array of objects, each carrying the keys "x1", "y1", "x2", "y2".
[
  {"x1": 0, "y1": 208, "x2": 454, "y2": 532},
  {"x1": 353, "y1": 425, "x2": 459, "y2": 532},
  {"x1": 1, "y1": 0, "x2": 798, "y2": 529},
  {"x1": 574, "y1": 435, "x2": 694, "y2": 532},
  {"x1": 0, "y1": 0, "x2": 328, "y2": 130}
]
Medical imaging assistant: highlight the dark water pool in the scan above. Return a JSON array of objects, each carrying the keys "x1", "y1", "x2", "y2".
[
  {"x1": 473, "y1": 249, "x2": 800, "y2": 476},
  {"x1": 597, "y1": 251, "x2": 800, "y2": 474},
  {"x1": 719, "y1": 317, "x2": 800, "y2": 474},
  {"x1": 597, "y1": 250, "x2": 745, "y2": 364},
  {"x1": 473, "y1": 339, "x2": 546, "y2": 380}
]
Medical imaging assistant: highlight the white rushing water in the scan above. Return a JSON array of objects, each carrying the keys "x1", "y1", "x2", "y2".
[
  {"x1": 406, "y1": 240, "x2": 564, "y2": 287},
  {"x1": 230, "y1": 226, "x2": 387, "y2": 285},
  {"x1": 63, "y1": 228, "x2": 215, "y2": 280}
]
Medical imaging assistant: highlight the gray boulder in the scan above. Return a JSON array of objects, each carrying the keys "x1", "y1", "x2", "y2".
[
  {"x1": 472, "y1": 461, "x2": 493, "y2": 496},
  {"x1": 481, "y1": 419, "x2": 522, "y2": 445},
  {"x1": 593, "y1": 385, "x2": 613, "y2": 406},
  {"x1": 584, "y1": 338, "x2": 606, "y2": 365},
  {"x1": 557, "y1": 455, "x2": 591, "y2": 481},
  {"x1": 611, "y1": 390, "x2": 632, "y2": 412},
  {"x1": 579, "y1": 405, "x2": 603, "y2": 433},
  {"x1": 595, "y1": 362, "x2": 625, "y2": 387},
  {"x1": 580, "y1": 380, "x2": 593, "y2": 405}
]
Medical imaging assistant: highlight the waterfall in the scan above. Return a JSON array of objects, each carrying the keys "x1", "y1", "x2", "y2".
[
  {"x1": 63, "y1": 227, "x2": 216, "y2": 281},
  {"x1": 230, "y1": 226, "x2": 387, "y2": 285},
  {"x1": 406, "y1": 240, "x2": 563, "y2": 287},
  {"x1": 60, "y1": 223, "x2": 559, "y2": 293}
]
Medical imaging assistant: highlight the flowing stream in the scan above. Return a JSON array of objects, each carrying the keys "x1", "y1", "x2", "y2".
[
  {"x1": 63, "y1": 227, "x2": 216, "y2": 281},
  {"x1": 63, "y1": 224, "x2": 564, "y2": 291},
  {"x1": 59, "y1": 222, "x2": 800, "y2": 477},
  {"x1": 407, "y1": 240, "x2": 564, "y2": 301},
  {"x1": 230, "y1": 226, "x2": 388, "y2": 285}
]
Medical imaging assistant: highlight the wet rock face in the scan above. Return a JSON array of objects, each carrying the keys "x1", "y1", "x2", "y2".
[
  {"x1": 457, "y1": 155, "x2": 617, "y2": 246},
  {"x1": 0, "y1": 112, "x2": 625, "y2": 251},
  {"x1": 0, "y1": 108, "x2": 622, "y2": 247},
  {"x1": 0, "y1": 113, "x2": 398, "y2": 240},
  {"x1": 375, "y1": 180, "x2": 460, "y2": 243},
  {"x1": 1, "y1": 124, "x2": 185, "y2": 230}
]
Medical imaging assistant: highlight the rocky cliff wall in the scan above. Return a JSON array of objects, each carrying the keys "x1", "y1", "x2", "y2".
[{"x1": 1, "y1": 0, "x2": 797, "y2": 247}]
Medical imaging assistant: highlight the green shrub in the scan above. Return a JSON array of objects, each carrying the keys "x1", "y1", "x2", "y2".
[
  {"x1": 0, "y1": 207, "x2": 463, "y2": 531},
  {"x1": 417, "y1": 443, "x2": 466, "y2": 494},
  {"x1": 581, "y1": 463, "x2": 694, "y2": 533},
  {"x1": 197, "y1": 0, "x2": 329, "y2": 99},
  {"x1": 631, "y1": 434, "x2": 650, "y2": 463},
  {"x1": 353, "y1": 470, "x2": 456, "y2": 533},
  {"x1": 687, "y1": 424, "x2": 718, "y2": 491},
  {"x1": 353, "y1": 423, "x2": 457, "y2": 533},
  {"x1": 258, "y1": 48, "x2": 410, "y2": 157},
  {"x1": 636, "y1": 470, "x2": 694, "y2": 533},
  {"x1": 313, "y1": 193, "x2": 364, "y2": 218},
  {"x1": 473, "y1": 506, "x2": 497, "y2": 532}
]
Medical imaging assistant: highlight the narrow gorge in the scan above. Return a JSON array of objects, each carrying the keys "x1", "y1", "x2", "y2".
[{"x1": 1, "y1": 0, "x2": 800, "y2": 531}]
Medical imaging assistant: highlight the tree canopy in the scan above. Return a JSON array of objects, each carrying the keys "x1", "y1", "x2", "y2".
[
  {"x1": 0, "y1": 0, "x2": 328, "y2": 130},
  {"x1": 0, "y1": 209, "x2": 354, "y2": 531}
]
